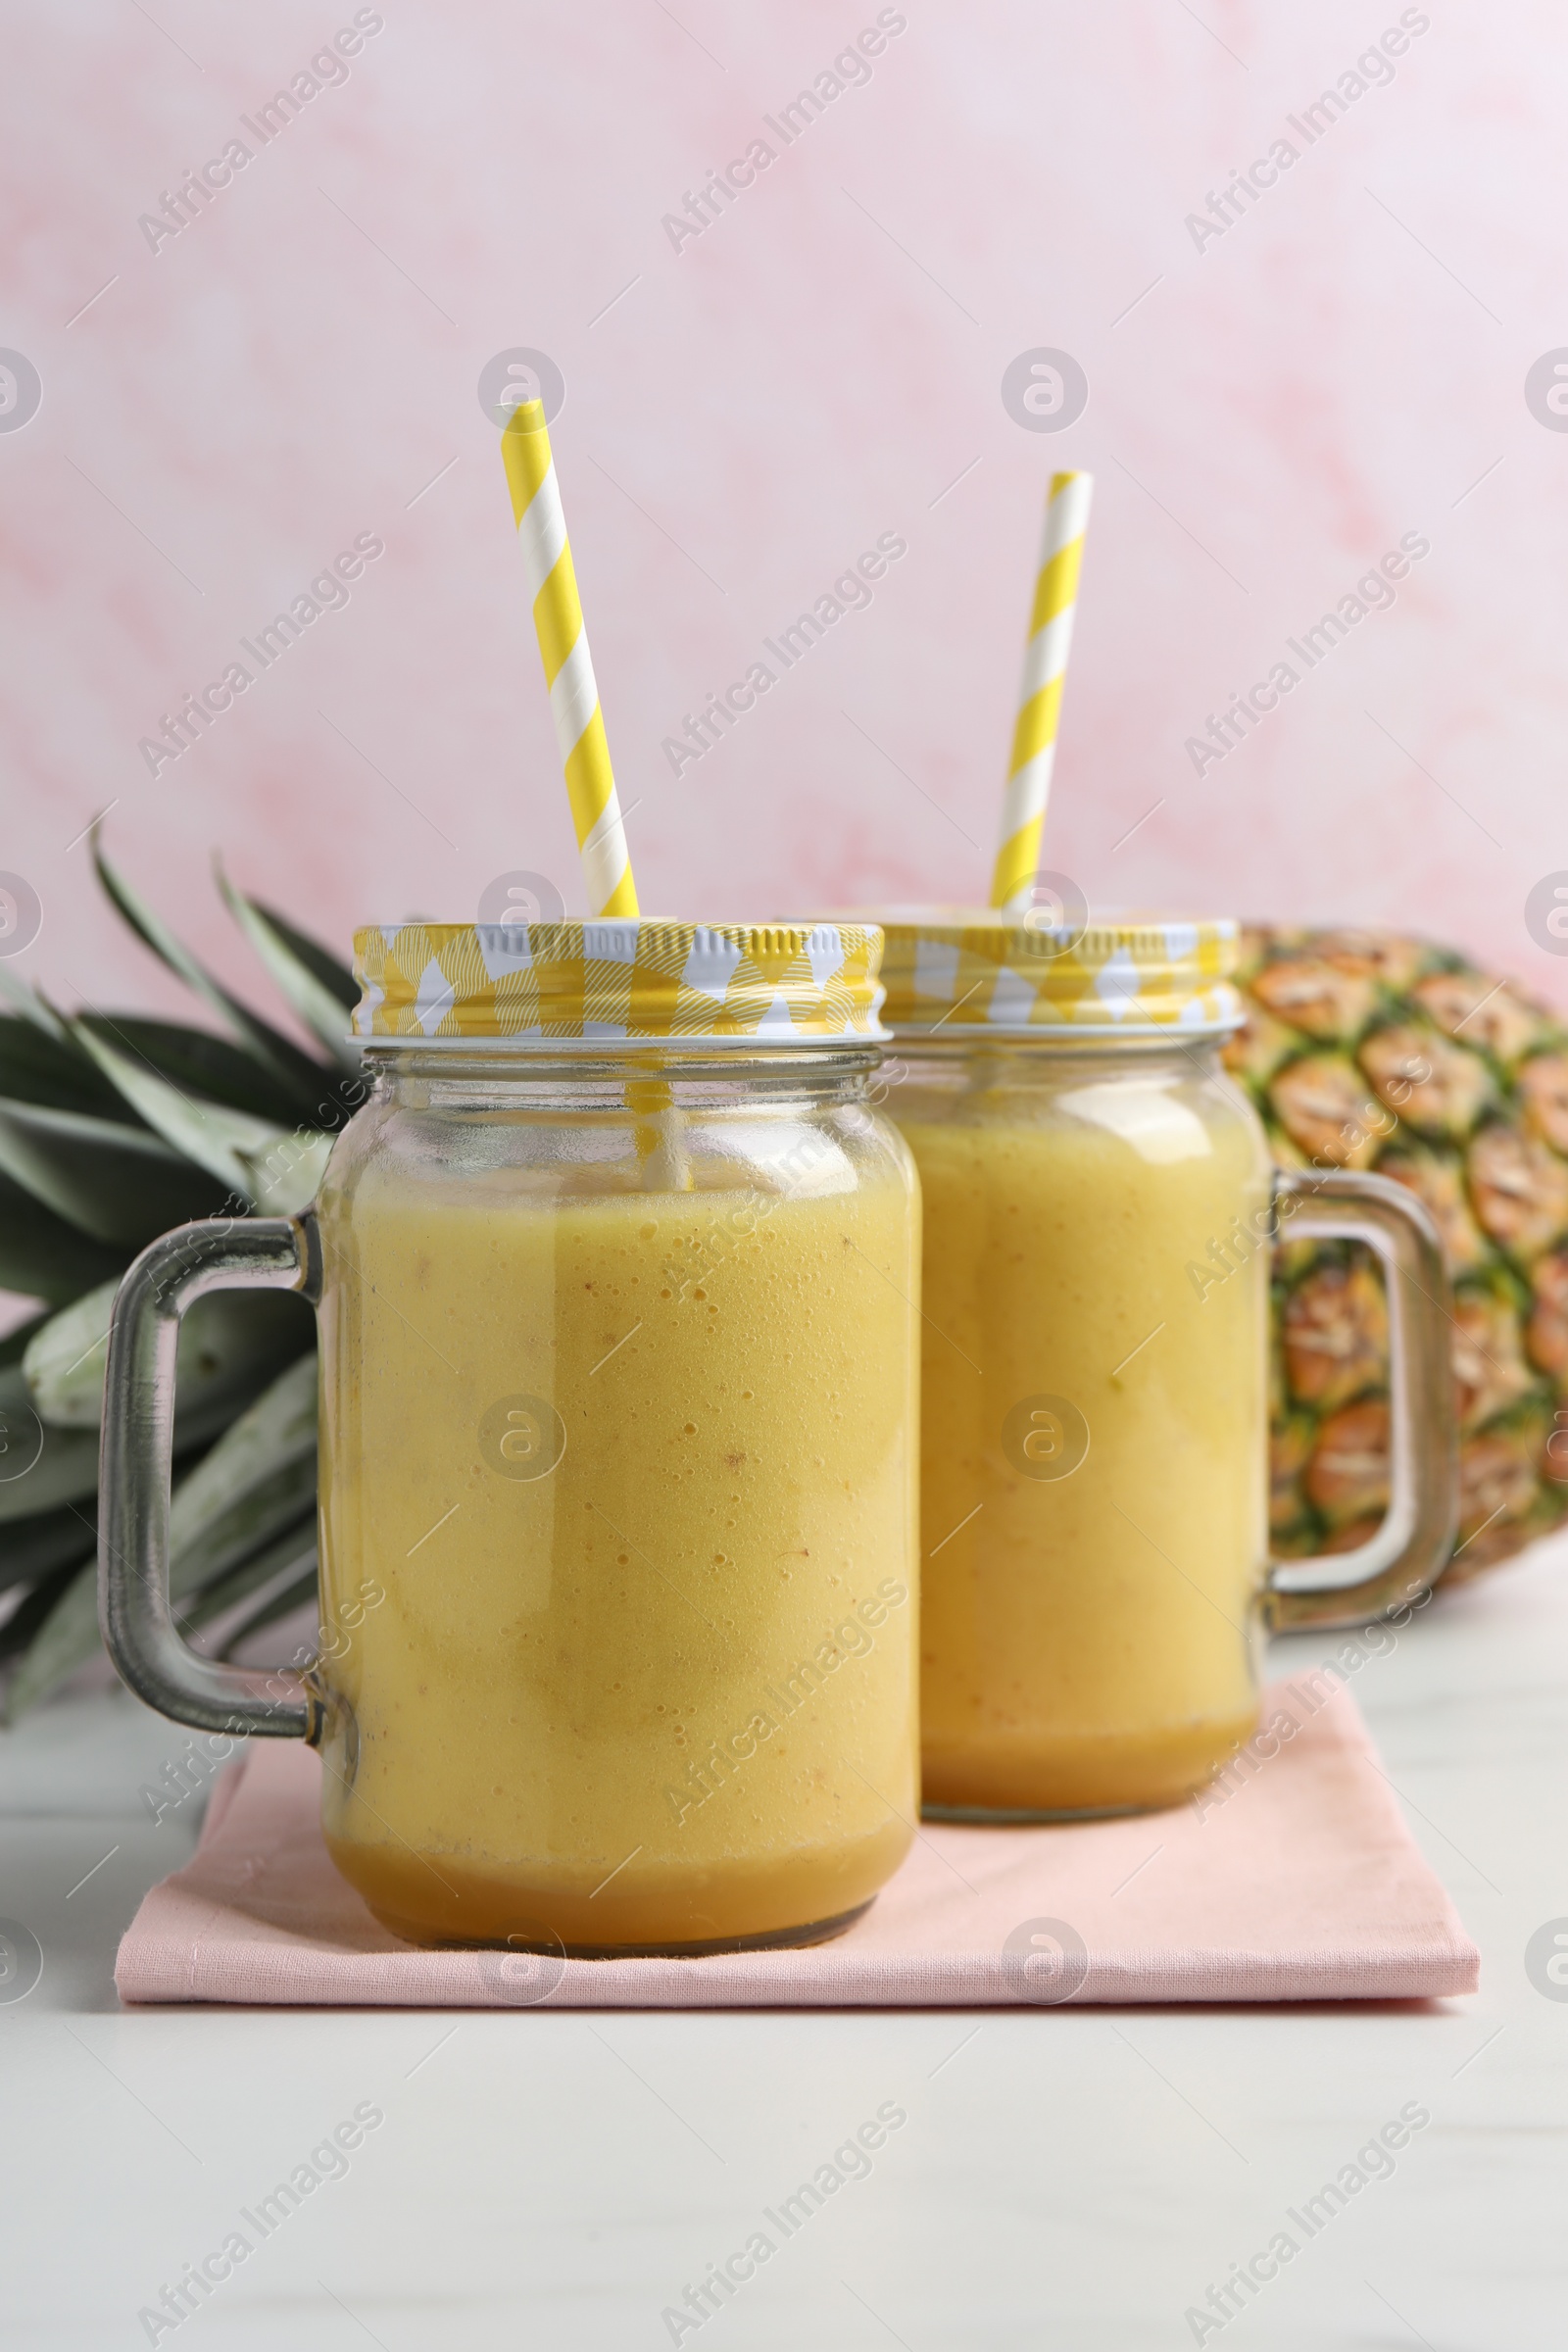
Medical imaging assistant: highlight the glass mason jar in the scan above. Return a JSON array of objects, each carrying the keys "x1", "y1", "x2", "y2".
[
  {"x1": 100, "y1": 920, "x2": 920, "y2": 1955},
  {"x1": 874, "y1": 909, "x2": 1456, "y2": 1820}
]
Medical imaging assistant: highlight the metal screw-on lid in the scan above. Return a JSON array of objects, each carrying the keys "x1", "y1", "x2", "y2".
[
  {"x1": 872, "y1": 906, "x2": 1243, "y2": 1039},
  {"x1": 351, "y1": 919, "x2": 889, "y2": 1046}
]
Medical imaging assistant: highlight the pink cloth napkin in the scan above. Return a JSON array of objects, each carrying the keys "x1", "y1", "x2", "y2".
[{"x1": 115, "y1": 1676, "x2": 1478, "y2": 2008}]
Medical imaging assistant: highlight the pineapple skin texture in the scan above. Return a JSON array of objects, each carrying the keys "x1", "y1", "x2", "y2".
[{"x1": 1233, "y1": 927, "x2": 1568, "y2": 1585}]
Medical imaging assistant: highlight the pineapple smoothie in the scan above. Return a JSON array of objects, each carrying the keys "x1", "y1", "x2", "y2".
[
  {"x1": 313, "y1": 1140, "x2": 919, "y2": 1951},
  {"x1": 896, "y1": 1055, "x2": 1271, "y2": 1813},
  {"x1": 873, "y1": 909, "x2": 1271, "y2": 1817}
]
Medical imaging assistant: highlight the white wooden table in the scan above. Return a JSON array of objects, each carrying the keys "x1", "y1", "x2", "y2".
[{"x1": 3, "y1": 1537, "x2": 1564, "y2": 2350}]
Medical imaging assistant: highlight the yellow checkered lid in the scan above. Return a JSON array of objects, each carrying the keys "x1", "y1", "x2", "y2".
[
  {"x1": 872, "y1": 906, "x2": 1243, "y2": 1038},
  {"x1": 351, "y1": 919, "x2": 888, "y2": 1046}
]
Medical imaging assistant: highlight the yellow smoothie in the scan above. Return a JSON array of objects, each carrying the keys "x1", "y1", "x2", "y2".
[
  {"x1": 893, "y1": 1049, "x2": 1270, "y2": 1814},
  {"x1": 313, "y1": 1140, "x2": 919, "y2": 1950}
]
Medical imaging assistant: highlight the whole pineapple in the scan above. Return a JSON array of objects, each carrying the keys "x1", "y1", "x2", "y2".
[
  {"x1": 1231, "y1": 927, "x2": 1568, "y2": 1584},
  {"x1": 0, "y1": 838, "x2": 361, "y2": 1717}
]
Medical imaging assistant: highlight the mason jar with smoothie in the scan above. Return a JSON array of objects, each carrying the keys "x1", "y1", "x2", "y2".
[
  {"x1": 98, "y1": 918, "x2": 920, "y2": 1954},
  {"x1": 875, "y1": 907, "x2": 1456, "y2": 1819}
]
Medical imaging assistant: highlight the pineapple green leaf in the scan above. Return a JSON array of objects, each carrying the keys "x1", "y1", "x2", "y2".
[
  {"x1": 226, "y1": 883, "x2": 357, "y2": 1009},
  {"x1": 16, "y1": 1281, "x2": 118, "y2": 1426},
  {"x1": 91, "y1": 832, "x2": 333, "y2": 1113},
  {"x1": 76, "y1": 1014, "x2": 311, "y2": 1128},
  {"x1": 0, "y1": 1095, "x2": 228, "y2": 1246},
  {"x1": 0, "y1": 1365, "x2": 101, "y2": 1526},
  {"x1": 24, "y1": 1277, "x2": 310, "y2": 1432},
  {"x1": 216, "y1": 1559, "x2": 318, "y2": 1657},
  {"x1": 73, "y1": 1025, "x2": 336, "y2": 1212},
  {"x1": 239, "y1": 1131, "x2": 336, "y2": 1217},
  {"x1": 0, "y1": 1498, "x2": 96, "y2": 1599},
  {"x1": 0, "y1": 1558, "x2": 84, "y2": 1671},
  {"x1": 215, "y1": 862, "x2": 361, "y2": 1074},
  {"x1": 176, "y1": 1517, "x2": 317, "y2": 1642},
  {"x1": 0, "y1": 1310, "x2": 49, "y2": 1372},
  {"x1": 0, "y1": 966, "x2": 67, "y2": 1039},
  {"x1": 0, "y1": 1166, "x2": 127, "y2": 1305},
  {"x1": 2, "y1": 1352, "x2": 319, "y2": 1720},
  {"x1": 0, "y1": 1013, "x2": 136, "y2": 1122},
  {"x1": 166, "y1": 1351, "x2": 318, "y2": 1583},
  {"x1": 70, "y1": 1023, "x2": 283, "y2": 1203}
]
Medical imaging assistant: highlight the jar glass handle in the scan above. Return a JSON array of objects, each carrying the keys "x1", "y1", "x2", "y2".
[
  {"x1": 1265, "y1": 1167, "x2": 1457, "y2": 1630},
  {"x1": 98, "y1": 1214, "x2": 323, "y2": 1739}
]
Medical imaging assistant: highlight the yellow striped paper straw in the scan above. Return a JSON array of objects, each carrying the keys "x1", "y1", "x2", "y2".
[
  {"x1": 990, "y1": 469, "x2": 1094, "y2": 912},
  {"x1": 501, "y1": 399, "x2": 639, "y2": 918}
]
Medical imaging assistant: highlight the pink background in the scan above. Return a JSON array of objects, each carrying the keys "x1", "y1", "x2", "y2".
[{"x1": 2, "y1": 0, "x2": 1565, "y2": 1026}]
